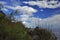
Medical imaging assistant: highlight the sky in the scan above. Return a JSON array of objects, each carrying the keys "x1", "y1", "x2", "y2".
[{"x1": 0, "y1": 0, "x2": 60, "y2": 28}]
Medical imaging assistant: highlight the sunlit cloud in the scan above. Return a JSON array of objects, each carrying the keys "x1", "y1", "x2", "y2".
[
  {"x1": 5, "y1": 5, "x2": 37, "y2": 16},
  {"x1": 23, "y1": 0, "x2": 60, "y2": 8},
  {"x1": 23, "y1": 17, "x2": 42, "y2": 28},
  {"x1": 22, "y1": 14, "x2": 60, "y2": 29}
]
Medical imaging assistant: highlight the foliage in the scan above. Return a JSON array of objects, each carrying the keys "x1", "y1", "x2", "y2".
[{"x1": 0, "y1": 11, "x2": 31, "y2": 40}]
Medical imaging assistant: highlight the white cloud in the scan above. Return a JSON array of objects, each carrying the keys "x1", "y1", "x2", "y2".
[
  {"x1": 23, "y1": 1, "x2": 60, "y2": 8},
  {"x1": 15, "y1": 6, "x2": 37, "y2": 15},
  {"x1": 5, "y1": 6, "x2": 15, "y2": 9},
  {"x1": 5, "y1": 5, "x2": 37, "y2": 23},
  {"x1": 22, "y1": 14, "x2": 60, "y2": 29},
  {"x1": 1, "y1": 8, "x2": 8, "y2": 11},
  {"x1": 21, "y1": 15, "x2": 29, "y2": 21},
  {"x1": 5, "y1": 5, "x2": 37, "y2": 16},
  {"x1": 13, "y1": 14, "x2": 60, "y2": 28},
  {"x1": 23, "y1": 17, "x2": 42, "y2": 28},
  {"x1": 0, "y1": 1, "x2": 7, "y2": 4},
  {"x1": 39, "y1": 14, "x2": 60, "y2": 27},
  {"x1": 4, "y1": 4, "x2": 38, "y2": 23}
]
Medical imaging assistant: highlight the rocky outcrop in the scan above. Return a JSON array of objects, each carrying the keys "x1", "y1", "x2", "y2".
[{"x1": 27, "y1": 27, "x2": 57, "y2": 40}]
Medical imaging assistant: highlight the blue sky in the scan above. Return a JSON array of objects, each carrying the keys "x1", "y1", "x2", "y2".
[
  {"x1": 0, "y1": 0, "x2": 60, "y2": 28},
  {"x1": 0, "y1": 0, "x2": 60, "y2": 18}
]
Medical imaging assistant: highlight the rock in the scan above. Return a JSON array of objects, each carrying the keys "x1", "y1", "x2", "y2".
[{"x1": 27, "y1": 27, "x2": 57, "y2": 40}]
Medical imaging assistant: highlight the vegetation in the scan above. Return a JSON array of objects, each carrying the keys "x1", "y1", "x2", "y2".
[{"x1": 0, "y1": 11, "x2": 31, "y2": 40}]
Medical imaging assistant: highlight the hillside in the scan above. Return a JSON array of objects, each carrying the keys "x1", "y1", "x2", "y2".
[{"x1": 0, "y1": 11, "x2": 31, "y2": 40}]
